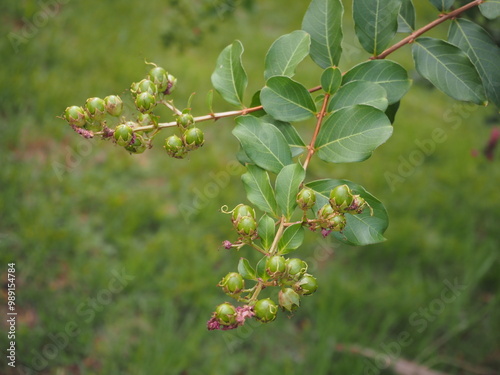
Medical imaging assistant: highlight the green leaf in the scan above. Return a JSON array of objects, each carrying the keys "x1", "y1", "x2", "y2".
[
  {"x1": 321, "y1": 67, "x2": 342, "y2": 94},
  {"x1": 448, "y1": 19, "x2": 500, "y2": 108},
  {"x1": 278, "y1": 224, "x2": 305, "y2": 254},
  {"x1": 316, "y1": 105, "x2": 393, "y2": 163},
  {"x1": 263, "y1": 116, "x2": 307, "y2": 157},
  {"x1": 328, "y1": 81, "x2": 389, "y2": 112},
  {"x1": 343, "y1": 60, "x2": 411, "y2": 104},
  {"x1": 241, "y1": 165, "x2": 278, "y2": 217},
  {"x1": 412, "y1": 37, "x2": 487, "y2": 105},
  {"x1": 233, "y1": 115, "x2": 293, "y2": 174},
  {"x1": 211, "y1": 40, "x2": 248, "y2": 107},
  {"x1": 238, "y1": 258, "x2": 256, "y2": 280},
  {"x1": 236, "y1": 146, "x2": 253, "y2": 166},
  {"x1": 429, "y1": 0, "x2": 455, "y2": 11},
  {"x1": 306, "y1": 179, "x2": 388, "y2": 245},
  {"x1": 264, "y1": 30, "x2": 311, "y2": 80},
  {"x1": 479, "y1": 1, "x2": 500, "y2": 19},
  {"x1": 256, "y1": 256, "x2": 270, "y2": 281},
  {"x1": 249, "y1": 90, "x2": 266, "y2": 117},
  {"x1": 398, "y1": 0, "x2": 416, "y2": 33},
  {"x1": 275, "y1": 164, "x2": 306, "y2": 220},
  {"x1": 353, "y1": 0, "x2": 402, "y2": 55},
  {"x1": 260, "y1": 76, "x2": 317, "y2": 122},
  {"x1": 302, "y1": 0, "x2": 344, "y2": 68},
  {"x1": 385, "y1": 101, "x2": 400, "y2": 123},
  {"x1": 258, "y1": 214, "x2": 276, "y2": 250}
]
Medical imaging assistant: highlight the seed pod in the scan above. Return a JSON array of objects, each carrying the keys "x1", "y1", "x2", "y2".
[
  {"x1": 294, "y1": 274, "x2": 318, "y2": 296},
  {"x1": 219, "y1": 272, "x2": 244, "y2": 295},
  {"x1": 285, "y1": 258, "x2": 307, "y2": 279},
  {"x1": 85, "y1": 97, "x2": 106, "y2": 121},
  {"x1": 266, "y1": 255, "x2": 286, "y2": 277},
  {"x1": 330, "y1": 184, "x2": 354, "y2": 212},
  {"x1": 135, "y1": 92, "x2": 156, "y2": 113},
  {"x1": 347, "y1": 195, "x2": 372, "y2": 215},
  {"x1": 164, "y1": 134, "x2": 187, "y2": 159},
  {"x1": 104, "y1": 95, "x2": 123, "y2": 117},
  {"x1": 296, "y1": 187, "x2": 316, "y2": 210},
  {"x1": 278, "y1": 288, "x2": 300, "y2": 312},
  {"x1": 114, "y1": 123, "x2": 135, "y2": 146},
  {"x1": 253, "y1": 298, "x2": 278, "y2": 323},
  {"x1": 137, "y1": 112, "x2": 158, "y2": 131},
  {"x1": 330, "y1": 213, "x2": 346, "y2": 231},
  {"x1": 136, "y1": 78, "x2": 158, "y2": 96},
  {"x1": 165, "y1": 74, "x2": 177, "y2": 95},
  {"x1": 177, "y1": 112, "x2": 195, "y2": 128},
  {"x1": 317, "y1": 203, "x2": 335, "y2": 228},
  {"x1": 231, "y1": 204, "x2": 256, "y2": 223},
  {"x1": 215, "y1": 303, "x2": 237, "y2": 326},
  {"x1": 184, "y1": 127, "x2": 204, "y2": 150},
  {"x1": 64, "y1": 105, "x2": 86, "y2": 127},
  {"x1": 125, "y1": 133, "x2": 147, "y2": 154},
  {"x1": 236, "y1": 216, "x2": 257, "y2": 237},
  {"x1": 148, "y1": 66, "x2": 169, "y2": 92}
]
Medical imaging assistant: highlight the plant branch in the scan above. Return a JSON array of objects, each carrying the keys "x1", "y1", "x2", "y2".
[
  {"x1": 373, "y1": 0, "x2": 485, "y2": 60},
  {"x1": 303, "y1": 93, "x2": 330, "y2": 171}
]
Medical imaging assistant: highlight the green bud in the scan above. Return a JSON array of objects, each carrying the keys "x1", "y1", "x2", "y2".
[
  {"x1": 317, "y1": 204, "x2": 335, "y2": 228},
  {"x1": 330, "y1": 184, "x2": 354, "y2": 212},
  {"x1": 85, "y1": 97, "x2": 106, "y2": 121},
  {"x1": 148, "y1": 66, "x2": 169, "y2": 92},
  {"x1": 114, "y1": 123, "x2": 135, "y2": 146},
  {"x1": 296, "y1": 187, "x2": 316, "y2": 210},
  {"x1": 136, "y1": 78, "x2": 158, "y2": 96},
  {"x1": 278, "y1": 288, "x2": 300, "y2": 312},
  {"x1": 104, "y1": 95, "x2": 123, "y2": 117},
  {"x1": 137, "y1": 113, "x2": 158, "y2": 131},
  {"x1": 125, "y1": 133, "x2": 147, "y2": 154},
  {"x1": 215, "y1": 303, "x2": 237, "y2": 326},
  {"x1": 236, "y1": 216, "x2": 257, "y2": 237},
  {"x1": 285, "y1": 258, "x2": 307, "y2": 279},
  {"x1": 266, "y1": 255, "x2": 286, "y2": 276},
  {"x1": 294, "y1": 274, "x2": 318, "y2": 296},
  {"x1": 164, "y1": 134, "x2": 187, "y2": 159},
  {"x1": 219, "y1": 272, "x2": 244, "y2": 295},
  {"x1": 347, "y1": 195, "x2": 372, "y2": 215},
  {"x1": 64, "y1": 105, "x2": 86, "y2": 127},
  {"x1": 231, "y1": 204, "x2": 256, "y2": 222},
  {"x1": 184, "y1": 127, "x2": 204, "y2": 150},
  {"x1": 165, "y1": 74, "x2": 177, "y2": 94},
  {"x1": 135, "y1": 92, "x2": 156, "y2": 113},
  {"x1": 330, "y1": 213, "x2": 346, "y2": 231},
  {"x1": 177, "y1": 113, "x2": 195, "y2": 128},
  {"x1": 254, "y1": 298, "x2": 278, "y2": 323}
]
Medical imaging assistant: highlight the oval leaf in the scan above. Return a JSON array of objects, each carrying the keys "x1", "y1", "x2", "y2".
[
  {"x1": 328, "y1": 81, "x2": 389, "y2": 112},
  {"x1": 412, "y1": 37, "x2": 487, "y2": 105},
  {"x1": 263, "y1": 116, "x2": 307, "y2": 157},
  {"x1": 211, "y1": 40, "x2": 248, "y2": 107},
  {"x1": 241, "y1": 165, "x2": 278, "y2": 217},
  {"x1": 275, "y1": 163, "x2": 306, "y2": 220},
  {"x1": 316, "y1": 105, "x2": 393, "y2": 163},
  {"x1": 353, "y1": 0, "x2": 402, "y2": 55},
  {"x1": 238, "y1": 258, "x2": 256, "y2": 280},
  {"x1": 265, "y1": 30, "x2": 311, "y2": 80},
  {"x1": 306, "y1": 179, "x2": 388, "y2": 245},
  {"x1": 343, "y1": 60, "x2": 411, "y2": 104},
  {"x1": 429, "y1": 0, "x2": 455, "y2": 11},
  {"x1": 448, "y1": 19, "x2": 500, "y2": 108},
  {"x1": 278, "y1": 224, "x2": 305, "y2": 254},
  {"x1": 398, "y1": 0, "x2": 416, "y2": 33},
  {"x1": 233, "y1": 115, "x2": 293, "y2": 174},
  {"x1": 479, "y1": 1, "x2": 500, "y2": 20},
  {"x1": 302, "y1": 0, "x2": 344, "y2": 68},
  {"x1": 256, "y1": 256, "x2": 270, "y2": 281},
  {"x1": 258, "y1": 214, "x2": 276, "y2": 250},
  {"x1": 321, "y1": 67, "x2": 342, "y2": 94},
  {"x1": 261, "y1": 76, "x2": 317, "y2": 122}
]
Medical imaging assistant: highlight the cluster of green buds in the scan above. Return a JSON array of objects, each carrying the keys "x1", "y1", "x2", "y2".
[
  {"x1": 163, "y1": 109, "x2": 204, "y2": 159},
  {"x1": 207, "y1": 204, "x2": 319, "y2": 331},
  {"x1": 296, "y1": 184, "x2": 372, "y2": 237}
]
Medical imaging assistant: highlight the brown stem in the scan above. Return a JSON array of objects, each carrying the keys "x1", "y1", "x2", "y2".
[
  {"x1": 303, "y1": 93, "x2": 330, "y2": 171},
  {"x1": 373, "y1": 0, "x2": 485, "y2": 60}
]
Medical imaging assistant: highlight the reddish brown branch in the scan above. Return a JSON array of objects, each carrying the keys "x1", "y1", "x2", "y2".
[{"x1": 303, "y1": 93, "x2": 331, "y2": 171}]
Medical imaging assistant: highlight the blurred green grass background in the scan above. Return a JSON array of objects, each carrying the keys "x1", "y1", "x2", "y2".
[{"x1": 0, "y1": 1, "x2": 499, "y2": 374}]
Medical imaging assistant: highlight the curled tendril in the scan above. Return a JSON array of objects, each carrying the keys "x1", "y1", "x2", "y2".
[{"x1": 220, "y1": 205, "x2": 233, "y2": 214}]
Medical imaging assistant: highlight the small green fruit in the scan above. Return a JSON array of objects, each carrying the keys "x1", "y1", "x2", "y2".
[
  {"x1": 64, "y1": 105, "x2": 86, "y2": 127},
  {"x1": 148, "y1": 66, "x2": 169, "y2": 92},
  {"x1": 184, "y1": 127, "x2": 204, "y2": 150},
  {"x1": 125, "y1": 133, "x2": 147, "y2": 154},
  {"x1": 114, "y1": 123, "x2": 135, "y2": 146},
  {"x1": 330, "y1": 213, "x2": 346, "y2": 231},
  {"x1": 254, "y1": 298, "x2": 278, "y2": 323},
  {"x1": 219, "y1": 272, "x2": 244, "y2": 294},
  {"x1": 294, "y1": 274, "x2": 318, "y2": 296},
  {"x1": 164, "y1": 134, "x2": 187, "y2": 159},
  {"x1": 236, "y1": 216, "x2": 257, "y2": 237},
  {"x1": 104, "y1": 95, "x2": 123, "y2": 117},
  {"x1": 296, "y1": 187, "x2": 316, "y2": 210},
  {"x1": 330, "y1": 184, "x2": 354, "y2": 212},
  {"x1": 135, "y1": 92, "x2": 156, "y2": 113},
  {"x1": 286, "y1": 258, "x2": 307, "y2": 279},
  {"x1": 165, "y1": 74, "x2": 177, "y2": 94},
  {"x1": 177, "y1": 113, "x2": 195, "y2": 128},
  {"x1": 215, "y1": 303, "x2": 237, "y2": 326},
  {"x1": 278, "y1": 288, "x2": 300, "y2": 312},
  {"x1": 266, "y1": 256, "x2": 286, "y2": 276},
  {"x1": 231, "y1": 204, "x2": 256, "y2": 222},
  {"x1": 85, "y1": 97, "x2": 106, "y2": 121},
  {"x1": 136, "y1": 78, "x2": 158, "y2": 96}
]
